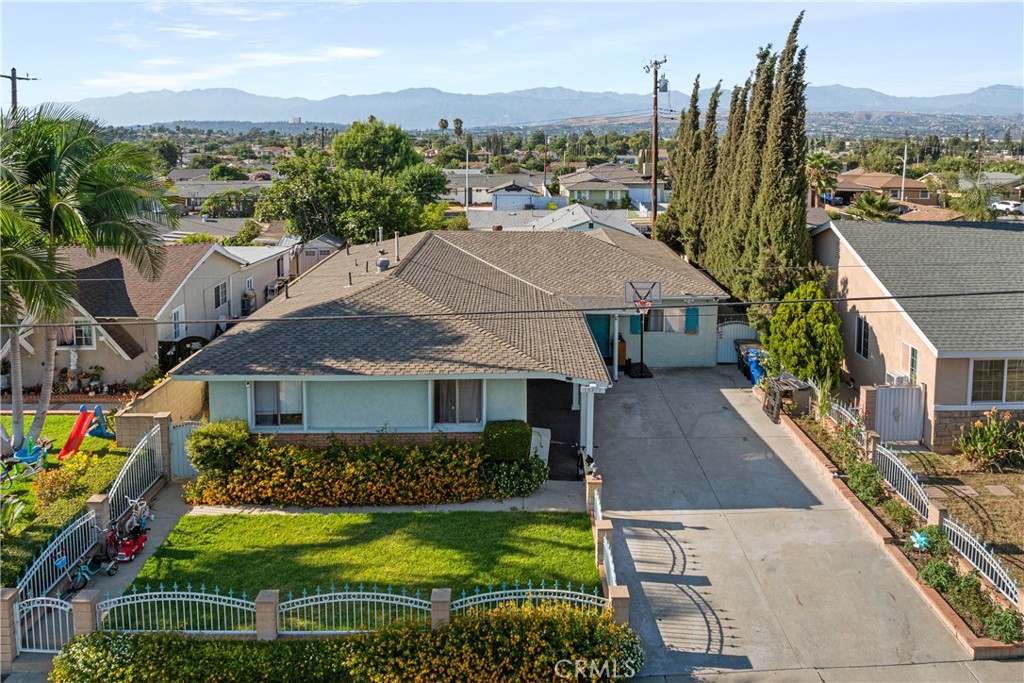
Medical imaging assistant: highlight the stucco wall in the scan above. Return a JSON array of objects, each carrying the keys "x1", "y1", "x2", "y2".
[
  {"x1": 160, "y1": 251, "x2": 242, "y2": 342},
  {"x1": 620, "y1": 304, "x2": 718, "y2": 368},
  {"x1": 485, "y1": 379, "x2": 527, "y2": 421},
  {"x1": 306, "y1": 380, "x2": 429, "y2": 431},
  {"x1": 19, "y1": 323, "x2": 158, "y2": 387},
  {"x1": 208, "y1": 381, "x2": 248, "y2": 423},
  {"x1": 122, "y1": 378, "x2": 206, "y2": 420}
]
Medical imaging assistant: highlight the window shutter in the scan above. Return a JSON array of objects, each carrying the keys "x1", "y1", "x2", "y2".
[
  {"x1": 685, "y1": 307, "x2": 699, "y2": 334},
  {"x1": 629, "y1": 315, "x2": 642, "y2": 335}
]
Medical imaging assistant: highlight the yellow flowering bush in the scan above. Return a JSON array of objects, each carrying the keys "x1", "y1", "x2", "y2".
[{"x1": 956, "y1": 408, "x2": 1024, "y2": 471}]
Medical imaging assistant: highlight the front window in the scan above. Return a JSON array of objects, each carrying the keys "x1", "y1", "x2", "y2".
[
  {"x1": 920, "y1": 190, "x2": 930, "y2": 199},
  {"x1": 58, "y1": 319, "x2": 94, "y2": 348},
  {"x1": 908, "y1": 346, "x2": 919, "y2": 385},
  {"x1": 434, "y1": 379, "x2": 482, "y2": 424},
  {"x1": 254, "y1": 381, "x2": 303, "y2": 426},
  {"x1": 214, "y1": 281, "x2": 228, "y2": 309},
  {"x1": 972, "y1": 360, "x2": 1024, "y2": 404},
  {"x1": 644, "y1": 309, "x2": 664, "y2": 332},
  {"x1": 171, "y1": 306, "x2": 185, "y2": 341},
  {"x1": 855, "y1": 315, "x2": 870, "y2": 359}
]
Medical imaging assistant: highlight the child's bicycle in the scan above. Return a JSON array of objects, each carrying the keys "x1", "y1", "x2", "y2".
[{"x1": 123, "y1": 495, "x2": 153, "y2": 534}]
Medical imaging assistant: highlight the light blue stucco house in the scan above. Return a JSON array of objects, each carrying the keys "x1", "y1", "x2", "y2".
[{"x1": 173, "y1": 229, "x2": 725, "y2": 457}]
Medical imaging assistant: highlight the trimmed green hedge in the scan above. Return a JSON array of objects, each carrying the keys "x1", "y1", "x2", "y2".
[
  {"x1": 481, "y1": 419, "x2": 533, "y2": 462},
  {"x1": 51, "y1": 603, "x2": 644, "y2": 683}
]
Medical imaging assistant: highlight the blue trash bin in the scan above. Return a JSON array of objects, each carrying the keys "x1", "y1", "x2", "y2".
[{"x1": 748, "y1": 349, "x2": 763, "y2": 386}]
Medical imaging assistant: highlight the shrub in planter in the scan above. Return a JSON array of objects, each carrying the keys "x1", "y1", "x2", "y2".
[
  {"x1": 486, "y1": 456, "x2": 549, "y2": 499},
  {"x1": 185, "y1": 420, "x2": 251, "y2": 474},
  {"x1": 882, "y1": 498, "x2": 917, "y2": 533},
  {"x1": 481, "y1": 420, "x2": 533, "y2": 462},
  {"x1": 947, "y1": 570, "x2": 995, "y2": 624},
  {"x1": 918, "y1": 559, "x2": 958, "y2": 593},
  {"x1": 904, "y1": 524, "x2": 953, "y2": 559},
  {"x1": 985, "y1": 606, "x2": 1024, "y2": 644},
  {"x1": 31, "y1": 468, "x2": 77, "y2": 512},
  {"x1": 846, "y1": 460, "x2": 884, "y2": 505}
]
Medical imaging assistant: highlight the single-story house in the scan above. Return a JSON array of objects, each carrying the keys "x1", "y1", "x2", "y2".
[
  {"x1": 812, "y1": 220, "x2": 1024, "y2": 451},
  {"x1": 1, "y1": 243, "x2": 294, "y2": 387},
  {"x1": 468, "y1": 205, "x2": 642, "y2": 238},
  {"x1": 558, "y1": 163, "x2": 667, "y2": 208},
  {"x1": 172, "y1": 230, "x2": 726, "y2": 456},
  {"x1": 277, "y1": 234, "x2": 345, "y2": 277},
  {"x1": 834, "y1": 169, "x2": 936, "y2": 206},
  {"x1": 440, "y1": 171, "x2": 546, "y2": 206},
  {"x1": 488, "y1": 182, "x2": 542, "y2": 211}
]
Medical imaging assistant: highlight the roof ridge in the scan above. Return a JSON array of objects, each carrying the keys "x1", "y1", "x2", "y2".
[{"x1": 433, "y1": 233, "x2": 556, "y2": 296}]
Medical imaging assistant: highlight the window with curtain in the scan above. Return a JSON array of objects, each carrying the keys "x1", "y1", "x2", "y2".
[
  {"x1": 57, "y1": 319, "x2": 94, "y2": 348},
  {"x1": 254, "y1": 381, "x2": 303, "y2": 426},
  {"x1": 434, "y1": 379, "x2": 483, "y2": 424},
  {"x1": 644, "y1": 309, "x2": 664, "y2": 332}
]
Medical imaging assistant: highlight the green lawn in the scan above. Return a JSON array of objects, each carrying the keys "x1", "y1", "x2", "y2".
[{"x1": 134, "y1": 512, "x2": 600, "y2": 596}]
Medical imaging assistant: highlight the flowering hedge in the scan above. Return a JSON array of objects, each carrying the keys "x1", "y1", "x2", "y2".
[
  {"x1": 183, "y1": 434, "x2": 549, "y2": 507},
  {"x1": 51, "y1": 603, "x2": 643, "y2": 683}
]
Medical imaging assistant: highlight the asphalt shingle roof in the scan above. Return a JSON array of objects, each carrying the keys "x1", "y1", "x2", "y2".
[
  {"x1": 832, "y1": 221, "x2": 1024, "y2": 354},
  {"x1": 174, "y1": 230, "x2": 725, "y2": 381}
]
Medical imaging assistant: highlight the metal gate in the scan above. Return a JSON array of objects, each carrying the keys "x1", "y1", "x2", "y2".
[
  {"x1": 169, "y1": 420, "x2": 202, "y2": 478},
  {"x1": 717, "y1": 320, "x2": 759, "y2": 363},
  {"x1": 875, "y1": 385, "x2": 925, "y2": 443},
  {"x1": 16, "y1": 597, "x2": 74, "y2": 653}
]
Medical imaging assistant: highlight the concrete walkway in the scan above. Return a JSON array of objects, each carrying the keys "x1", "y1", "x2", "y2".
[{"x1": 596, "y1": 366, "x2": 977, "y2": 680}]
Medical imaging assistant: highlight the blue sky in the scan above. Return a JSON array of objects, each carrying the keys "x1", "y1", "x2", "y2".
[{"x1": 2, "y1": 1, "x2": 1021, "y2": 107}]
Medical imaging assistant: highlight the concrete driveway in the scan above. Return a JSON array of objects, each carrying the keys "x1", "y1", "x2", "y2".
[{"x1": 596, "y1": 366, "x2": 969, "y2": 679}]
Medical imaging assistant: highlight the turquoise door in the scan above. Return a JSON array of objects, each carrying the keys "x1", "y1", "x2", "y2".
[{"x1": 586, "y1": 315, "x2": 611, "y2": 356}]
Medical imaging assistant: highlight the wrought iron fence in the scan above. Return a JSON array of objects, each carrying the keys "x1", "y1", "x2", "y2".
[
  {"x1": 828, "y1": 399, "x2": 866, "y2": 448},
  {"x1": 277, "y1": 585, "x2": 431, "y2": 634},
  {"x1": 602, "y1": 536, "x2": 617, "y2": 587},
  {"x1": 96, "y1": 585, "x2": 256, "y2": 634},
  {"x1": 941, "y1": 517, "x2": 1020, "y2": 606},
  {"x1": 873, "y1": 444, "x2": 929, "y2": 519},
  {"x1": 450, "y1": 581, "x2": 607, "y2": 615},
  {"x1": 16, "y1": 509, "x2": 97, "y2": 601},
  {"x1": 15, "y1": 596, "x2": 74, "y2": 654},
  {"x1": 108, "y1": 425, "x2": 162, "y2": 523}
]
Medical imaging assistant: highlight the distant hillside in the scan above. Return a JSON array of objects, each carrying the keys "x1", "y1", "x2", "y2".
[{"x1": 60, "y1": 84, "x2": 1023, "y2": 128}]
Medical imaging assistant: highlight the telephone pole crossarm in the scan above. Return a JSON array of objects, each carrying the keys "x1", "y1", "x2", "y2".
[
  {"x1": 1, "y1": 68, "x2": 40, "y2": 113},
  {"x1": 644, "y1": 57, "x2": 667, "y2": 230}
]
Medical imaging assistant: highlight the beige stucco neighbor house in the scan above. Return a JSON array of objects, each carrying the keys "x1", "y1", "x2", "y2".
[
  {"x1": 173, "y1": 230, "x2": 725, "y2": 458},
  {"x1": 813, "y1": 220, "x2": 1024, "y2": 451}
]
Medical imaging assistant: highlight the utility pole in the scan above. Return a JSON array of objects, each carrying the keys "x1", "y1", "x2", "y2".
[
  {"x1": 644, "y1": 57, "x2": 667, "y2": 228},
  {"x1": 900, "y1": 137, "x2": 908, "y2": 201},
  {"x1": 1, "y1": 68, "x2": 39, "y2": 113}
]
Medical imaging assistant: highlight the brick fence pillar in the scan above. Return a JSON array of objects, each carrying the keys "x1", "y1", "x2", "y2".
[
  {"x1": 585, "y1": 475, "x2": 602, "y2": 515},
  {"x1": 608, "y1": 585, "x2": 630, "y2": 625},
  {"x1": 430, "y1": 588, "x2": 451, "y2": 630},
  {"x1": 72, "y1": 590, "x2": 99, "y2": 636},
  {"x1": 594, "y1": 519, "x2": 613, "y2": 568},
  {"x1": 927, "y1": 499, "x2": 948, "y2": 527},
  {"x1": 255, "y1": 589, "x2": 278, "y2": 641},
  {"x1": 864, "y1": 430, "x2": 880, "y2": 463},
  {"x1": 87, "y1": 494, "x2": 111, "y2": 534},
  {"x1": 0, "y1": 588, "x2": 18, "y2": 675}
]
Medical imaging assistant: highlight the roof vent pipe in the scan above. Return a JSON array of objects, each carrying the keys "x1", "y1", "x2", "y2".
[
  {"x1": 394, "y1": 231, "x2": 400, "y2": 261},
  {"x1": 377, "y1": 226, "x2": 383, "y2": 244}
]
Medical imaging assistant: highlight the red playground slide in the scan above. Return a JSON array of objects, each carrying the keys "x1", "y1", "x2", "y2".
[{"x1": 58, "y1": 405, "x2": 92, "y2": 460}]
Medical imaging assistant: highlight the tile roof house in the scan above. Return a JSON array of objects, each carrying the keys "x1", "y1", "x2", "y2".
[
  {"x1": 173, "y1": 230, "x2": 726, "y2": 452},
  {"x1": 834, "y1": 169, "x2": 936, "y2": 207},
  {"x1": 812, "y1": 221, "x2": 1024, "y2": 451},
  {"x1": 2, "y1": 244, "x2": 300, "y2": 388}
]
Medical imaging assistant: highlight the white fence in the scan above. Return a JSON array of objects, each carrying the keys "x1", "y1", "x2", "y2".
[
  {"x1": 941, "y1": 518, "x2": 1020, "y2": 607},
  {"x1": 450, "y1": 582, "x2": 607, "y2": 615},
  {"x1": 592, "y1": 489, "x2": 603, "y2": 522},
  {"x1": 16, "y1": 509, "x2": 97, "y2": 601},
  {"x1": 872, "y1": 444, "x2": 929, "y2": 519},
  {"x1": 278, "y1": 586, "x2": 431, "y2": 634},
  {"x1": 108, "y1": 425, "x2": 162, "y2": 522},
  {"x1": 16, "y1": 597, "x2": 74, "y2": 653},
  {"x1": 827, "y1": 399, "x2": 866, "y2": 448},
  {"x1": 602, "y1": 537, "x2": 618, "y2": 587},
  {"x1": 96, "y1": 586, "x2": 256, "y2": 634}
]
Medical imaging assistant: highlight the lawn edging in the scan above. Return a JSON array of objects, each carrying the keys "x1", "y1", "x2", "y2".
[{"x1": 757, "y1": 387, "x2": 1024, "y2": 660}]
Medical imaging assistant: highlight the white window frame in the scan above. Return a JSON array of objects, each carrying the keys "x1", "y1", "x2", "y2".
[
  {"x1": 969, "y1": 359, "x2": 1024, "y2": 405},
  {"x1": 57, "y1": 318, "x2": 96, "y2": 350},
  {"x1": 213, "y1": 281, "x2": 229, "y2": 309},
  {"x1": 431, "y1": 379, "x2": 485, "y2": 427},
  {"x1": 245, "y1": 277, "x2": 254, "y2": 291},
  {"x1": 919, "y1": 190, "x2": 930, "y2": 199},
  {"x1": 252, "y1": 380, "x2": 305, "y2": 429},
  {"x1": 855, "y1": 315, "x2": 870, "y2": 359},
  {"x1": 171, "y1": 305, "x2": 185, "y2": 341},
  {"x1": 901, "y1": 342, "x2": 919, "y2": 385}
]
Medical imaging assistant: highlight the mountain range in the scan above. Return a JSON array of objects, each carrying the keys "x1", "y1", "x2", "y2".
[{"x1": 58, "y1": 84, "x2": 1023, "y2": 128}]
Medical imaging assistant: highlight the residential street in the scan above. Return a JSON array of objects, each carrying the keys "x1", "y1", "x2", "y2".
[{"x1": 595, "y1": 366, "x2": 976, "y2": 679}]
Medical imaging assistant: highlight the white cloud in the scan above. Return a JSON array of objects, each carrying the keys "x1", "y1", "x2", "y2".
[
  {"x1": 492, "y1": 16, "x2": 559, "y2": 39},
  {"x1": 100, "y1": 33, "x2": 152, "y2": 50},
  {"x1": 192, "y1": 3, "x2": 291, "y2": 22},
  {"x1": 159, "y1": 26, "x2": 226, "y2": 39},
  {"x1": 140, "y1": 57, "x2": 181, "y2": 66}
]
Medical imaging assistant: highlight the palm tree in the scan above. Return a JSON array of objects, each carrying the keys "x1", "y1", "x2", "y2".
[
  {"x1": 806, "y1": 151, "x2": 839, "y2": 208},
  {"x1": 849, "y1": 191, "x2": 900, "y2": 221},
  {"x1": 950, "y1": 185, "x2": 995, "y2": 221},
  {"x1": 438, "y1": 118, "x2": 448, "y2": 146},
  {"x1": 1, "y1": 106, "x2": 175, "y2": 453},
  {"x1": 452, "y1": 118, "x2": 463, "y2": 139}
]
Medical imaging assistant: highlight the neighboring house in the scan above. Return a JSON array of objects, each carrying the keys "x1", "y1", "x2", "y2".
[
  {"x1": 812, "y1": 221, "x2": 1024, "y2": 451},
  {"x1": 172, "y1": 230, "x2": 725, "y2": 455},
  {"x1": 834, "y1": 169, "x2": 937, "y2": 206},
  {"x1": 169, "y1": 180, "x2": 273, "y2": 214},
  {"x1": 467, "y1": 205, "x2": 643, "y2": 237},
  {"x1": 222, "y1": 246, "x2": 294, "y2": 311},
  {"x1": 277, "y1": 234, "x2": 345, "y2": 277},
  {"x1": 488, "y1": 182, "x2": 542, "y2": 211},
  {"x1": 1, "y1": 244, "x2": 273, "y2": 387},
  {"x1": 916, "y1": 171, "x2": 1022, "y2": 195},
  {"x1": 806, "y1": 206, "x2": 831, "y2": 231},
  {"x1": 558, "y1": 163, "x2": 667, "y2": 208},
  {"x1": 440, "y1": 170, "x2": 547, "y2": 206}
]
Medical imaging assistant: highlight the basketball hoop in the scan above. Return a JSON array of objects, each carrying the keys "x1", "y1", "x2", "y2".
[{"x1": 634, "y1": 299, "x2": 652, "y2": 315}]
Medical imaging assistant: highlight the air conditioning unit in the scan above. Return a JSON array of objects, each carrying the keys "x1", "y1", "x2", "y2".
[{"x1": 885, "y1": 370, "x2": 911, "y2": 386}]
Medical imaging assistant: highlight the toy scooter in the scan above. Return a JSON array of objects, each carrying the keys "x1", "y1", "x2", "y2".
[{"x1": 69, "y1": 553, "x2": 118, "y2": 592}]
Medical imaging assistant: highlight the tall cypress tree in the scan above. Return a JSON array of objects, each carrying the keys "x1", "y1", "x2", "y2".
[
  {"x1": 704, "y1": 79, "x2": 749, "y2": 284},
  {"x1": 687, "y1": 81, "x2": 721, "y2": 264},
  {"x1": 660, "y1": 76, "x2": 702, "y2": 253},
  {"x1": 749, "y1": 13, "x2": 810, "y2": 325}
]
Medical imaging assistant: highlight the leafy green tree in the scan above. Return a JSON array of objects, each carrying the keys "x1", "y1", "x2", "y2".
[
  {"x1": 221, "y1": 219, "x2": 264, "y2": 246},
  {"x1": 0, "y1": 106, "x2": 172, "y2": 453},
  {"x1": 200, "y1": 188, "x2": 258, "y2": 217},
  {"x1": 332, "y1": 117, "x2": 420, "y2": 176},
  {"x1": 208, "y1": 163, "x2": 249, "y2": 181},
  {"x1": 806, "y1": 151, "x2": 839, "y2": 207},
  {"x1": 764, "y1": 281, "x2": 842, "y2": 382},
  {"x1": 397, "y1": 163, "x2": 449, "y2": 205},
  {"x1": 179, "y1": 232, "x2": 219, "y2": 244},
  {"x1": 442, "y1": 214, "x2": 469, "y2": 231},
  {"x1": 139, "y1": 138, "x2": 180, "y2": 172},
  {"x1": 188, "y1": 153, "x2": 222, "y2": 169},
  {"x1": 434, "y1": 143, "x2": 467, "y2": 168},
  {"x1": 849, "y1": 191, "x2": 899, "y2": 221},
  {"x1": 864, "y1": 144, "x2": 900, "y2": 174},
  {"x1": 227, "y1": 141, "x2": 253, "y2": 159},
  {"x1": 417, "y1": 202, "x2": 448, "y2": 231},
  {"x1": 255, "y1": 149, "x2": 346, "y2": 242},
  {"x1": 703, "y1": 78, "x2": 749, "y2": 280},
  {"x1": 335, "y1": 169, "x2": 420, "y2": 244}
]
